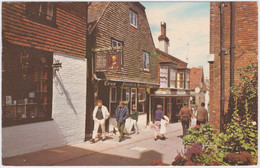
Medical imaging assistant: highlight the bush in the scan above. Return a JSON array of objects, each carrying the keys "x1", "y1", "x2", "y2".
[{"x1": 223, "y1": 151, "x2": 254, "y2": 165}]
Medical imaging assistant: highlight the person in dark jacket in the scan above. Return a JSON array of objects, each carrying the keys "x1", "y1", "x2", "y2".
[
  {"x1": 115, "y1": 101, "x2": 129, "y2": 142},
  {"x1": 178, "y1": 103, "x2": 192, "y2": 137},
  {"x1": 196, "y1": 102, "x2": 208, "y2": 126},
  {"x1": 131, "y1": 104, "x2": 139, "y2": 134}
]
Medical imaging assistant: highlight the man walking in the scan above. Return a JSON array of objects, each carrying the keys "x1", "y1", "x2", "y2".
[
  {"x1": 90, "y1": 100, "x2": 110, "y2": 143},
  {"x1": 196, "y1": 102, "x2": 208, "y2": 126},
  {"x1": 178, "y1": 103, "x2": 192, "y2": 137},
  {"x1": 115, "y1": 101, "x2": 129, "y2": 142}
]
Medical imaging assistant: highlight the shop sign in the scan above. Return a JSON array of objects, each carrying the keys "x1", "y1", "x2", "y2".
[
  {"x1": 155, "y1": 89, "x2": 171, "y2": 95},
  {"x1": 177, "y1": 90, "x2": 186, "y2": 95},
  {"x1": 104, "y1": 81, "x2": 116, "y2": 86},
  {"x1": 190, "y1": 91, "x2": 195, "y2": 95}
]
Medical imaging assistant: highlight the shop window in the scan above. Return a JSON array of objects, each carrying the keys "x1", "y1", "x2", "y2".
[
  {"x1": 185, "y1": 71, "x2": 190, "y2": 89},
  {"x1": 111, "y1": 39, "x2": 124, "y2": 66},
  {"x1": 160, "y1": 66, "x2": 168, "y2": 88},
  {"x1": 130, "y1": 88, "x2": 137, "y2": 114},
  {"x1": 121, "y1": 87, "x2": 129, "y2": 102},
  {"x1": 170, "y1": 68, "x2": 176, "y2": 88},
  {"x1": 137, "y1": 88, "x2": 146, "y2": 113},
  {"x1": 26, "y1": 2, "x2": 56, "y2": 26},
  {"x1": 129, "y1": 10, "x2": 137, "y2": 28},
  {"x1": 2, "y1": 44, "x2": 53, "y2": 126},
  {"x1": 177, "y1": 72, "x2": 184, "y2": 89},
  {"x1": 143, "y1": 51, "x2": 150, "y2": 72},
  {"x1": 110, "y1": 87, "x2": 117, "y2": 103}
]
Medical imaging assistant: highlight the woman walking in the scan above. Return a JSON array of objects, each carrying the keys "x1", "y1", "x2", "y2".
[{"x1": 153, "y1": 105, "x2": 165, "y2": 141}]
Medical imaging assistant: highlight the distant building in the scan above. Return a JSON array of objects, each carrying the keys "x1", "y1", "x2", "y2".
[
  {"x1": 151, "y1": 22, "x2": 191, "y2": 123},
  {"x1": 189, "y1": 67, "x2": 206, "y2": 111},
  {"x1": 209, "y1": 2, "x2": 258, "y2": 130}
]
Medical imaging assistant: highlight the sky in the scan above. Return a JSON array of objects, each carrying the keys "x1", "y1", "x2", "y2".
[{"x1": 142, "y1": 1, "x2": 210, "y2": 78}]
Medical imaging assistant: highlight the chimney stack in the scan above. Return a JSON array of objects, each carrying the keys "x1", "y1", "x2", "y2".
[{"x1": 158, "y1": 22, "x2": 169, "y2": 53}]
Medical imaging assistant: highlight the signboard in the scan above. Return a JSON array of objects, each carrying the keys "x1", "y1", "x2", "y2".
[
  {"x1": 155, "y1": 89, "x2": 171, "y2": 95},
  {"x1": 95, "y1": 52, "x2": 107, "y2": 71},
  {"x1": 95, "y1": 50, "x2": 121, "y2": 72}
]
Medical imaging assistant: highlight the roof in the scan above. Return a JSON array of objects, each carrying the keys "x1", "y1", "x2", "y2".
[
  {"x1": 88, "y1": 2, "x2": 109, "y2": 32},
  {"x1": 189, "y1": 67, "x2": 204, "y2": 90},
  {"x1": 156, "y1": 48, "x2": 187, "y2": 65}
]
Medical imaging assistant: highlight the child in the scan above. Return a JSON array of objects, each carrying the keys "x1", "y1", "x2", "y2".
[
  {"x1": 131, "y1": 104, "x2": 139, "y2": 134},
  {"x1": 160, "y1": 115, "x2": 169, "y2": 140}
]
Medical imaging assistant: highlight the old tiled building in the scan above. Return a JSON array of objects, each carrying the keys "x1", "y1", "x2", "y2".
[
  {"x1": 2, "y1": 2, "x2": 87, "y2": 157},
  {"x1": 151, "y1": 22, "x2": 191, "y2": 123},
  {"x1": 209, "y1": 2, "x2": 258, "y2": 130},
  {"x1": 87, "y1": 2, "x2": 158, "y2": 133}
]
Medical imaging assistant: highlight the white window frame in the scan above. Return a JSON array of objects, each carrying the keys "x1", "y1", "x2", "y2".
[
  {"x1": 112, "y1": 39, "x2": 123, "y2": 66},
  {"x1": 129, "y1": 10, "x2": 138, "y2": 28},
  {"x1": 143, "y1": 51, "x2": 150, "y2": 72}
]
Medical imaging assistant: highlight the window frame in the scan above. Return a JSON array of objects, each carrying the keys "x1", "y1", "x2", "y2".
[
  {"x1": 129, "y1": 9, "x2": 138, "y2": 28},
  {"x1": 177, "y1": 71, "x2": 185, "y2": 89},
  {"x1": 110, "y1": 87, "x2": 117, "y2": 103},
  {"x1": 26, "y1": 2, "x2": 57, "y2": 27},
  {"x1": 142, "y1": 51, "x2": 150, "y2": 72},
  {"x1": 121, "y1": 87, "x2": 130, "y2": 102},
  {"x1": 111, "y1": 38, "x2": 124, "y2": 66}
]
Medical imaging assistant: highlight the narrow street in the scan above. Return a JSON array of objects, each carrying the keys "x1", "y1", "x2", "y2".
[{"x1": 3, "y1": 119, "x2": 196, "y2": 166}]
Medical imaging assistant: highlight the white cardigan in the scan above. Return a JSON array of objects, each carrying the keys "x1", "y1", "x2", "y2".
[
  {"x1": 92, "y1": 105, "x2": 110, "y2": 120},
  {"x1": 160, "y1": 115, "x2": 169, "y2": 134}
]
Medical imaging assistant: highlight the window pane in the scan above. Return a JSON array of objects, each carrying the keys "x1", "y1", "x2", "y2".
[
  {"x1": 121, "y1": 88, "x2": 129, "y2": 101},
  {"x1": 111, "y1": 88, "x2": 117, "y2": 102},
  {"x1": 170, "y1": 68, "x2": 176, "y2": 88},
  {"x1": 138, "y1": 88, "x2": 146, "y2": 101},
  {"x1": 160, "y1": 66, "x2": 168, "y2": 88}
]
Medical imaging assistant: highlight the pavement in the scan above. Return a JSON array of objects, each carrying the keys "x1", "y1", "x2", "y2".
[{"x1": 2, "y1": 118, "x2": 196, "y2": 166}]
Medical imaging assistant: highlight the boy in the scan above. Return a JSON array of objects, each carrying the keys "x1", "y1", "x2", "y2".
[{"x1": 131, "y1": 104, "x2": 139, "y2": 134}]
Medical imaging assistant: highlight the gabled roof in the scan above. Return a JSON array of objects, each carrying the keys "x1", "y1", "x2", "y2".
[
  {"x1": 156, "y1": 48, "x2": 187, "y2": 65},
  {"x1": 189, "y1": 67, "x2": 204, "y2": 90},
  {"x1": 88, "y1": 2, "x2": 109, "y2": 32}
]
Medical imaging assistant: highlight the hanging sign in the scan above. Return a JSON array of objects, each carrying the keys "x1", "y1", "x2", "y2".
[{"x1": 95, "y1": 50, "x2": 121, "y2": 72}]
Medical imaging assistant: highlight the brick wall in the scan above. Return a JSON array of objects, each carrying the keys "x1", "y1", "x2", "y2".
[
  {"x1": 2, "y1": 2, "x2": 87, "y2": 58},
  {"x1": 209, "y1": 2, "x2": 258, "y2": 129},
  {"x1": 94, "y1": 2, "x2": 158, "y2": 84}
]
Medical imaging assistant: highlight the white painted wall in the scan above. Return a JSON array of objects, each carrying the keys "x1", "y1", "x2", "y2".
[{"x1": 2, "y1": 53, "x2": 87, "y2": 158}]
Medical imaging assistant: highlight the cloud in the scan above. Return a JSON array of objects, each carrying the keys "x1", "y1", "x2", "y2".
[{"x1": 143, "y1": 2, "x2": 210, "y2": 78}]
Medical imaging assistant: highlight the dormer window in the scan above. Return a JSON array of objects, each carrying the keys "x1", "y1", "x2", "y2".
[{"x1": 129, "y1": 10, "x2": 137, "y2": 28}]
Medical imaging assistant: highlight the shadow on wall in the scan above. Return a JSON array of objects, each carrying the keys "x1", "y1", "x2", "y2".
[
  {"x1": 54, "y1": 71, "x2": 78, "y2": 117},
  {"x1": 3, "y1": 145, "x2": 166, "y2": 166},
  {"x1": 2, "y1": 120, "x2": 68, "y2": 158}
]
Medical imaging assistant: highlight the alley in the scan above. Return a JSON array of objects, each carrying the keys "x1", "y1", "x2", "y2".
[{"x1": 3, "y1": 119, "x2": 196, "y2": 166}]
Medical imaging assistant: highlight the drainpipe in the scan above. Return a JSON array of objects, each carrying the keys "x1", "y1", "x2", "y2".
[
  {"x1": 230, "y1": 2, "x2": 235, "y2": 87},
  {"x1": 85, "y1": 2, "x2": 93, "y2": 139},
  {"x1": 220, "y1": 2, "x2": 226, "y2": 132}
]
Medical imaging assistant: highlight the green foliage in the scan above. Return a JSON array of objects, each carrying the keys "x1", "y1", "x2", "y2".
[{"x1": 183, "y1": 123, "x2": 217, "y2": 146}]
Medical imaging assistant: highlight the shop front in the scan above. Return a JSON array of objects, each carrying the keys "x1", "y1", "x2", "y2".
[
  {"x1": 95, "y1": 78, "x2": 159, "y2": 132},
  {"x1": 150, "y1": 89, "x2": 192, "y2": 123}
]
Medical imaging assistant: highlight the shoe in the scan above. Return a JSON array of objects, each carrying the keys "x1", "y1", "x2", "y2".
[
  {"x1": 102, "y1": 138, "x2": 105, "y2": 141},
  {"x1": 161, "y1": 137, "x2": 166, "y2": 140},
  {"x1": 154, "y1": 138, "x2": 157, "y2": 141},
  {"x1": 89, "y1": 139, "x2": 95, "y2": 143},
  {"x1": 119, "y1": 138, "x2": 122, "y2": 142}
]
